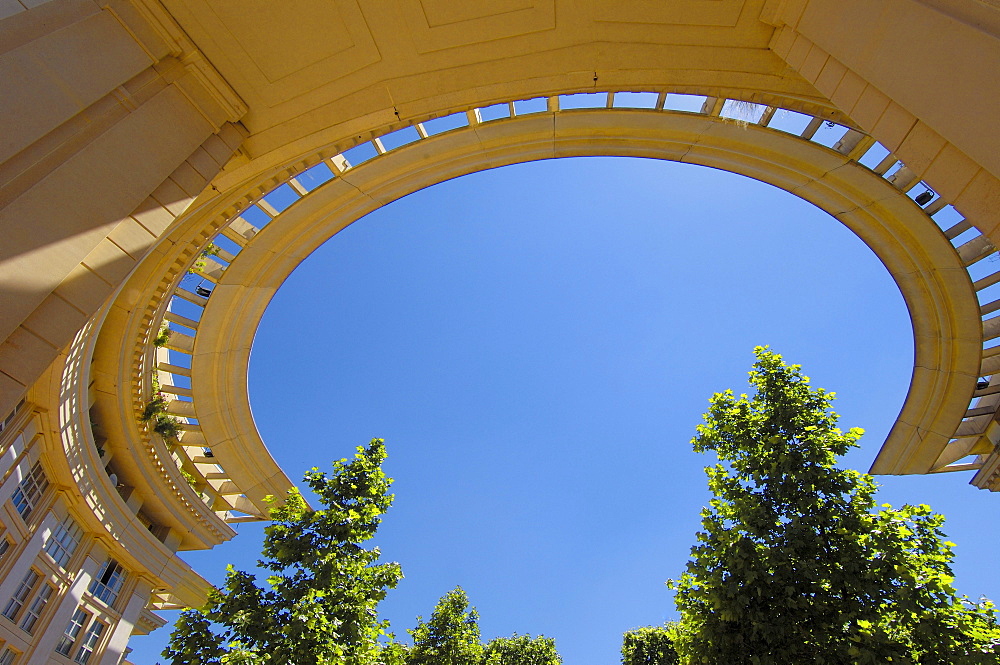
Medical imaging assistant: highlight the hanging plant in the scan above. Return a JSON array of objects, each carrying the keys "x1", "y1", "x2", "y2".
[
  {"x1": 154, "y1": 323, "x2": 172, "y2": 347},
  {"x1": 142, "y1": 394, "x2": 183, "y2": 441},
  {"x1": 153, "y1": 414, "x2": 183, "y2": 441},
  {"x1": 190, "y1": 242, "x2": 221, "y2": 274},
  {"x1": 141, "y1": 394, "x2": 168, "y2": 422}
]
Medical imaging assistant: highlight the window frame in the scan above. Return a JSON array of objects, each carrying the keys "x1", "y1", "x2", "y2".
[
  {"x1": 0, "y1": 536, "x2": 11, "y2": 564},
  {"x1": 0, "y1": 398, "x2": 26, "y2": 437},
  {"x1": 55, "y1": 607, "x2": 91, "y2": 657},
  {"x1": 0, "y1": 646, "x2": 19, "y2": 665},
  {"x1": 2, "y1": 569, "x2": 40, "y2": 622},
  {"x1": 73, "y1": 619, "x2": 106, "y2": 664},
  {"x1": 10, "y1": 463, "x2": 48, "y2": 522},
  {"x1": 43, "y1": 515, "x2": 83, "y2": 569},
  {"x1": 87, "y1": 559, "x2": 126, "y2": 607},
  {"x1": 17, "y1": 581, "x2": 53, "y2": 634}
]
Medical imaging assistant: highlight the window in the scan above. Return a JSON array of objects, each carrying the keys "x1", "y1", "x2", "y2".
[
  {"x1": 0, "y1": 537, "x2": 11, "y2": 563},
  {"x1": 0, "y1": 398, "x2": 25, "y2": 436},
  {"x1": 44, "y1": 515, "x2": 82, "y2": 569},
  {"x1": 88, "y1": 560, "x2": 125, "y2": 606},
  {"x1": 2, "y1": 569, "x2": 39, "y2": 621},
  {"x1": 56, "y1": 607, "x2": 89, "y2": 656},
  {"x1": 18, "y1": 583, "x2": 52, "y2": 634},
  {"x1": 74, "y1": 620, "x2": 105, "y2": 664},
  {"x1": 10, "y1": 463, "x2": 48, "y2": 521},
  {"x1": 0, "y1": 647, "x2": 18, "y2": 665}
]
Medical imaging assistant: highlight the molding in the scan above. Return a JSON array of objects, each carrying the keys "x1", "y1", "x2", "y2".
[{"x1": 104, "y1": 0, "x2": 248, "y2": 125}]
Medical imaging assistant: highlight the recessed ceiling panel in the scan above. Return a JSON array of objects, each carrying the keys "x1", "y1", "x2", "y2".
[
  {"x1": 400, "y1": 0, "x2": 555, "y2": 53},
  {"x1": 206, "y1": 0, "x2": 353, "y2": 83},
  {"x1": 596, "y1": 0, "x2": 744, "y2": 27},
  {"x1": 163, "y1": 0, "x2": 382, "y2": 108}
]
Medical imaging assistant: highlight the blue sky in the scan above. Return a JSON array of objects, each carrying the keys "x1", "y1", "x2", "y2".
[{"x1": 132, "y1": 157, "x2": 1000, "y2": 664}]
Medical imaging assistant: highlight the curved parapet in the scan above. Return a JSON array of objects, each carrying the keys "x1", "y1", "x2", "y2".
[
  {"x1": 84, "y1": 91, "x2": 1000, "y2": 514},
  {"x1": 28, "y1": 319, "x2": 214, "y2": 615}
]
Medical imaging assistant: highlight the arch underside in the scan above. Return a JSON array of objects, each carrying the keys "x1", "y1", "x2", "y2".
[
  {"x1": 208, "y1": 110, "x2": 983, "y2": 476},
  {"x1": 88, "y1": 103, "x2": 994, "y2": 539},
  {"x1": 5, "y1": 3, "x2": 1000, "y2": 658}
]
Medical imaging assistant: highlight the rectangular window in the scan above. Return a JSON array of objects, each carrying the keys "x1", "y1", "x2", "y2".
[
  {"x1": 2, "y1": 569, "x2": 39, "y2": 621},
  {"x1": 88, "y1": 560, "x2": 125, "y2": 606},
  {"x1": 74, "y1": 620, "x2": 105, "y2": 664},
  {"x1": 0, "y1": 647, "x2": 18, "y2": 665},
  {"x1": 44, "y1": 515, "x2": 83, "y2": 569},
  {"x1": 0, "y1": 537, "x2": 10, "y2": 563},
  {"x1": 0, "y1": 398, "x2": 25, "y2": 436},
  {"x1": 18, "y1": 583, "x2": 52, "y2": 634},
  {"x1": 10, "y1": 463, "x2": 48, "y2": 521},
  {"x1": 56, "y1": 607, "x2": 89, "y2": 656}
]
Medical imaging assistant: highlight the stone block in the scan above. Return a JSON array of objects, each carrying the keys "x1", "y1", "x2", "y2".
[
  {"x1": 768, "y1": 25, "x2": 796, "y2": 60},
  {"x1": 0, "y1": 0, "x2": 25, "y2": 21},
  {"x1": 130, "y1": 197, "x2": 176, "y2": 236},
  {"x1": 0, "y1": 327, "x2": 54, "y2": 384},
  {"x1": 20, "y1": 293, "x2": 87, "y2": 348},
  {"x1": 848, "y1": 84, "x2": 889, "y2": 131},
  {"x1": 922, "y1": 143, "x2": 980, "y2": 204},
  {"x1": 82, "y1": 239, "x2": 135, "y2": 286},
  {"x1": 896, "y1": 121, "x2": 946, "y2": 179},
  {"x1": 168, "y1": 161, "x2": 208, "y2": 197},
  {"x1": 784, "y1": 32, "x2": 813, "y2": 70},
  {"x1": 798, "y1": 43, "x2": 829, "y2": 84},
  {"x1": 872, "y1": 101, "x2": 917, "y2": 154},
  {"x1": 813, "y1": 56, "x2": 846, "y2": 98},
  {"x1": 54, "y1": 263, "x2": 114, "y2": 315},
  {"x1": 150, "y1": 176, "x2": 194, "y2": 217},
  {"x1": 830, "y1": 69, "x2": 867, "y2": 117},
  {"x1": 955, "y1": 170, "x2": 1000, "y2": 238},
  {"x1": 186, "y1": 146, "x2": 221, "y2": 181},
  {"x1": 202, "y1": 133, "x2": 237, "y2": 166},
  {"x1": 107, "y1": 217, "x2": 157, "y2": 260}
]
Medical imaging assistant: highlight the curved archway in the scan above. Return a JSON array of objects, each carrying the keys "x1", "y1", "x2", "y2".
[
  {"x1": 242, "y1": 154, "x2": 920, "y2": 665},
  {"x1": 179, "y1": 107, "x2": 980, "y2": 506},
  {"x1": 6, "y1": 5, "x2": 1000, "y2": 662}
]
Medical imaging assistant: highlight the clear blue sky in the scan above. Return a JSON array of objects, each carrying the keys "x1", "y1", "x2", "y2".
[{"x1": 132, "y1": 157, "x2": 1000, "y2": 664}]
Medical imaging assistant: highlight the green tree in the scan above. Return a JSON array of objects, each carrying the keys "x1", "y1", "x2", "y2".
[
  {"x1": 669, "y1": 347, "x2": 1000, "y2": 665},
  {"x1": 620, "y1": 625, "x2": 679, "y2": 665},
  {"x1": 407, "y1": 587, "x2": 484, "y2": 665},
  {"x1": 162, "y1": 439, "x2": 402, "y2": 665},
  {"x1": 483, "y1": 633, "x2": 562, "y2": 665}
]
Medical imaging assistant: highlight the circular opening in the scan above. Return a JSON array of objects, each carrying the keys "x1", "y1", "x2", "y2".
[{"x1": 134, "y1": 157, "x2": 950, "y2": 663}]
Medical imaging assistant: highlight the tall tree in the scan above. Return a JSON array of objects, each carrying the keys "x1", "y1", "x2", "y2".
[
  {"x1": 669, "y1": 347, "x2": 1000, "y2": 665},
  {"x1": 483, "y1": 633, "x2": 561, "y2": 665},
  {"x1": 620, "y1": 625, "x2": 679, "y2": 665},
  {"x1": 408, "y1": 587, "x2": 484, "y2": 665},
  {"x1": 162, "y1": 439, "x2": 402, "y2": 665},
  {"x1": 407, "y1": 588, "x2": 562, "y2": 665}
]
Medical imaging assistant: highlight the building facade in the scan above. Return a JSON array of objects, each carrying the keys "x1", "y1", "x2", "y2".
[{"x1": 1, "y1": 0, "x2": 1000, "y2": 661}]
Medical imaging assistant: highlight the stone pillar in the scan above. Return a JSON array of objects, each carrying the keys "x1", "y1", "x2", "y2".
[
  {"x1": 0, "y1": 511, "x2": 57, "y2": 602},
  {"x1": 24, "y1": 553, "x2": 100, "y2": 665},
  {"x1": 0, "y1": 0, "x2": 248, "y2": 417},
  {"x1": 97, "y1": 579, "x2": 151, "y2": 665}
]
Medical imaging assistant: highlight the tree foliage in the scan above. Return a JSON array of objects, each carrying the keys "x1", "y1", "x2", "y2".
[
  {"x1": 483, "y1": 633, "x2": 561, "y2": 665},
  {"x1": 163, "y1": 439, "x2": 402, "y2": 665},
  {"x1": 163, "y1": 440, "x2": 563, "y2": 665},
  {"x1": 406, "y1": 586, "x2": 563, "y2": 665},
  {"x1": 620, "y1": 624, "x2": 679, "y2": 665},
  {"x1": 407, "y1": 587, "x2": 560, "y2": 665},
  {"x1": 408, "y1": 587, "x2": 484, "y2": 665},
  {"x1": 668, "y1": 347, "x2": 1000, "y2": 665}
]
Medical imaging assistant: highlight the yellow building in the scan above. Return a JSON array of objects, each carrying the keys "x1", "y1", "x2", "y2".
[{"x1": 1, "y1": 0, "x2": 999, "y2": 661}]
